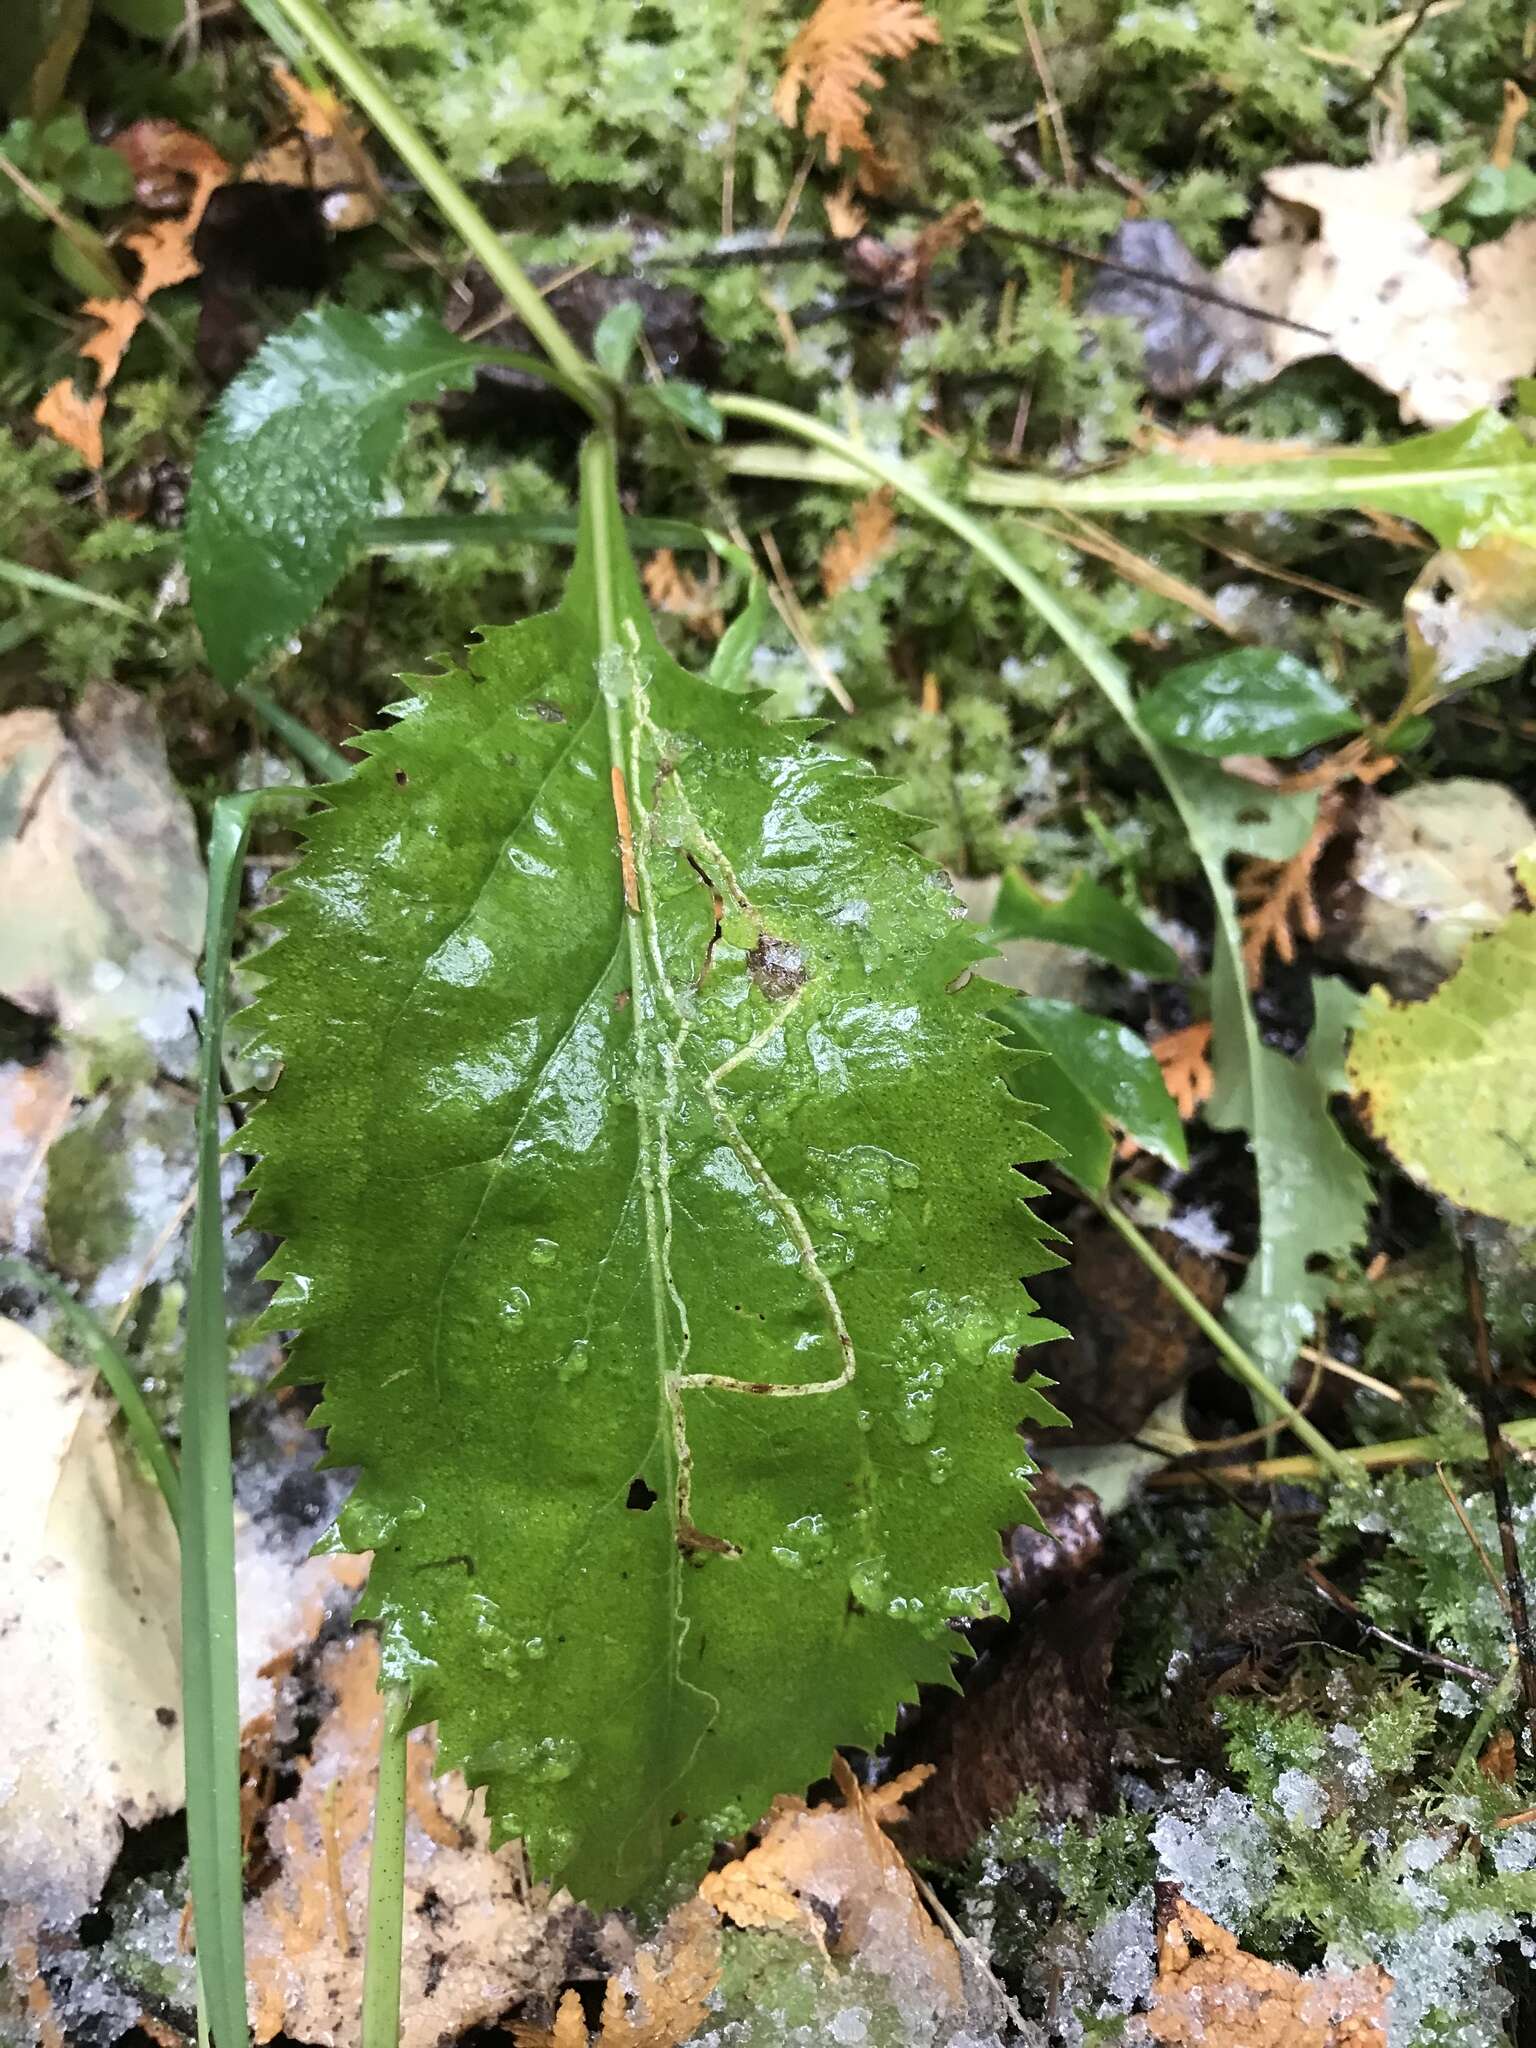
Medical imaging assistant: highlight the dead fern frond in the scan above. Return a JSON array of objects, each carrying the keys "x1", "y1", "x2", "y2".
[
  {"x1": 1236, "y1": 803, "x2": 1335, "y2": 987},
  {"x1": 773, "y1": 0, "x2": 941, "y2": 164},
  {"x1": 510, "y1": 1901, "x2": 720, "y2": 2048},
  {"x1": 641, "y1": 549, "x2": 724, "y2": 640},
  {"x1": 1153, "y1": 1021, "x2": 1214, "y2": 1122},
  {"x1": 819, "y1": 489, "x2": 897, "y2": 595}
]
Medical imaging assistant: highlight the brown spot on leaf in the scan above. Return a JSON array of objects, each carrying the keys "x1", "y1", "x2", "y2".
[{"x1": 746, "y1": 935, "x2": 807, "y2": 1001}]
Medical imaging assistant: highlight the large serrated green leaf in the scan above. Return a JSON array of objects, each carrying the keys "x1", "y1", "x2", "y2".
[{"x1": 245, "y1": 439, "x2": 1061, "y2": 1910}]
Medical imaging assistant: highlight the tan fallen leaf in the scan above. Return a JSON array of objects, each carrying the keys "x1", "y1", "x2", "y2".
[
  {"x1": 1215, "y1": 148, "x2": 1536, "y2": 425},
  {"x1": 77, "y1": 293, "x2": 147, "y2": 385},
  {"x1": 820, "y1": 488, "x2": 897, "y2": 595},
  {"x1": 773, "y1": 0, "x2": 941, "y2": 166},
  {"x1": 700, "y1": 1754, "x2": 964, "y2": 2015},
  {"x1": 247, "y1": 1635, "x2": 576, "y2": 2048},
  {"x1": 0, "y1": 1319, "x2": 183, "y2": 1928},
  {"x1": 1147, "y1": 1894, "x2": 1389, "y2": 2047}
]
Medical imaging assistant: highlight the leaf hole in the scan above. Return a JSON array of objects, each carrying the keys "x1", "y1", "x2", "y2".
[
  {"x1": 394, "y1": 769, "x2": 409, "y2": 786},
  {"x1": 627, "y1": 1476, "x2": 658, "y2": 1511},
  {"x1": 670, "y1": 1811, "x2": 687, "y2": 1827}
]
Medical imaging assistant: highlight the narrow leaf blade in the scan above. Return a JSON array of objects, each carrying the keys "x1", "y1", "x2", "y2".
[{"x1": 991, "y1": 870, "x2": 1180, "y2": 978}]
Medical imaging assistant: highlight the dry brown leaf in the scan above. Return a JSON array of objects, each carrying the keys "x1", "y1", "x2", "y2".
[
  {"x1": 1148, "y1": 1894, "x2": 1389, "y2": 2046},
  {"x1": 110, "y1": 119, "x2": 230, "y2": 215},
  {"x1": 246, "y1": 65, "x2": 384, "y2": 230},
  {"x1": 641, "y1": 549, "x2": 724, "y2": 638},
  {"x1": 700, "y1": 1754, "x2": 964, "y2": 2015},
  {"x1": 820, "y1": 488, "x2": 897, "y2": 595},
  {"x1": 1480, "y1": 1728, "x2": 1517, "y2": 1784},
  {"x1": 1214, "y1": 148, "x2": 1536, "y2": 425},
  {"x1": 1153, "y1": 1020, "x2": 1214, "y2": 1121},
  {"x1": 773, "y1": 0, "x2": 941, "y2": 165},
  {"x1": 511, "y1": 1901, "x2": 720, "y2": 2048},
  {"x1": 33, "y1": 378, "x2": 105, "y2": 469},
  {"x1": 247, "y1": 1635, "x2": 574, "y2": 2048},
  {"x1": 1492, "y1": 79, "x2": 1530, "y2": 170}
]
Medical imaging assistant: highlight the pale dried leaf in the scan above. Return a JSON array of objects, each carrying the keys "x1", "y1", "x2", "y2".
[
  {"x1": 0, "y1": 1321, "x2": 182, "y2": 1928},
  {"x1": 1215, "y1": 149, "x2": 1536, "y2": 426},
  {"x1": 0, "y1": 686, "x2": 206, "y2": 1076},
  {"x1": 825, "y1": 179, "x2": 867, "y2": 237},
  {"x1": 820, "y1": 488, "x2": 897, "y2": 594},
  {"x1": 1147, "y1": 1895, "x2": 1389, "y2": 2046},
  {"x1": 774, "y1": 0, "x2": 941, "y2": 164},
  {"x1": 247, "y1": 1636, "x2": 575, "y2": 2048},
  {"x1": 700, "y1": 1755, "x2": 963, "y2": 2015}
]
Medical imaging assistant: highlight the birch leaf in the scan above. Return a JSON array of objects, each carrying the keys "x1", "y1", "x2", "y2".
[{"x1": 245, "y1": 445, "x2": 1060, "y2": 1910}]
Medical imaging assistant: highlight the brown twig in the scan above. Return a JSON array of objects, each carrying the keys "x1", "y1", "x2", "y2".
[
  {"x1": 1461, "y1": 1228, "x2": 1536, "y2": 1748},
  {"x1": 1303, "y1": 1558, "x2": 1498, "y2": 1689},
  {"x1": 1338, "y1": 0, "x2": 1439, "y2": 117}
]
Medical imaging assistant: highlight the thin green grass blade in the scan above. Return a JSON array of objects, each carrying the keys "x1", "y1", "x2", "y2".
[
  {"x1": 359, "y1": 1688, "x2": 411, "y2": 2048},
  {"x1": 0, "y1": 1253, "x2": 182, "y2": 1525},
  {"x1": 184, "y1": 788, "x2": 304, "y2": 2048}
]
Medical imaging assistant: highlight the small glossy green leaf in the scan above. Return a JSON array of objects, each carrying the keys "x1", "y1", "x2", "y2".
[
  {"x1": 593, "y1": 300, "x2": 645, "y2": 380},
  {"x1": 1140, "y1": 648, "x2": 1360, "y2": 758},
  {"x1": 650, "y1": 379, "x2": 724, "y2": 442},
  {"x1": 246, "y1": 440, "x2": 1060, "y2": 1911},
  {"x1": 50, "y1": 221, "x2": 120, "y2": 296},
  {"x1": 991, "y1": 871, "x2": 1180, "y2": 978},
  {"x1": 1349, "y1": 853, "x2": 1536, "y2": 1226},
  {"x1": 1009, "y1": 997, "x2": 1187, "y2": 1190},
  {"x1": 186, "y1": 308, "x2": 477, "y2": 683}
]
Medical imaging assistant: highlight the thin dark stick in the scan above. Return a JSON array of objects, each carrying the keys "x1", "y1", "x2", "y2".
[
  {"x1": 1339, "y1": 0, "x2": 1439, "y2": 118},
  {"x1": 979, "y1": 224, "x2": 1332, "y2": 340},
  {"x1": 1303, "y1": 1558, "x2": 1497, "y2": 1689},
  {"x1": 1461, "y1": 1228, "x2": 1536, "y2": 1745}
]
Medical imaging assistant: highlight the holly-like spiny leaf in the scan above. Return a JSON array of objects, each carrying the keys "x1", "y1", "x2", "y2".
[{"x1": 245, "y1": 440, "x2": 1061, "y2": 1910}]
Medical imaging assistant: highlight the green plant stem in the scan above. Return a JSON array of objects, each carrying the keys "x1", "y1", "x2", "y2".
[
  {"x1": 359, "y1": 1687, "x2": 412, "y2": 2048},
  {"x1": 0, "y1": 1254, "x2": 182, "y2": 1527},
  {"x1": 1154, "y1": 1419, "x2": 1536, "y2": 1485},
  {"x1": 0, "y1": 557, "x2": 146, "y2": 618},
  {"x1": 250, "y1": 0, "x2": 607, "y2": 422},
  {"x1": 1091, "y1": 1196, "x2": 1354, "y2": 1480},
  {"x1": 185, "y1": 788, "x2": 304, "y2": 2048},
  {"x1": 365, "y1": 512, "x2": 714, "y2": 553},
  {"x1": 232, "y1": 682, "x2": 353, "y2": 781},
  {"x1": 721, "y1": 435, "x2": 1522, "y2": 521}
]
